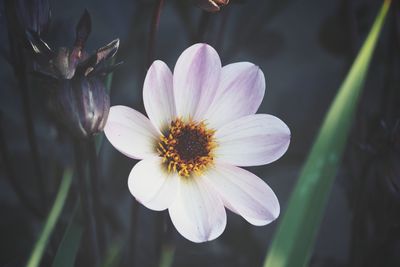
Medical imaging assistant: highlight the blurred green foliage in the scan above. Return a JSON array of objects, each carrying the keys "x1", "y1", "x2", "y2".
[
  {"x1": 264, "y1": 1, "x2": 391, "y2": 267},
  {"x1": 26, "y1": 169, "x2": 73, "y2": 267}
]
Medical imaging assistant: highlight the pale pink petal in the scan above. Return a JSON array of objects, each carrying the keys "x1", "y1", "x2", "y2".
[
  {"x1": 215, "y1": 114, "x2": 290, "y2": 166},
  {"x1": 168, "y1": 177, "x2": 226, "y2": 243},
  {"x1": 128, "y1": 157, "x2": 179, "y2": 211},
  {"x1": 205, "y1": 62, "x2": 265, "y2": 128},
  {"x1": 173, "y1": 43, "x2": 221, "y2": 121},
  {"x1": 104, "y1": 106, "x2": 160, "y2": 159},
  {"x1": 204, "y1": 163, "x2": 279, "y2": 226},
  {"x1": 143, "y1": 60, "x2": 176, "y2": 132}
]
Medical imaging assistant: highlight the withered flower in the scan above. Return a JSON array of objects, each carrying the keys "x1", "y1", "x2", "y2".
[
  {"x1": 27, "y1": 10, "x2": 121, "y2": 138},
  {"x1": 194, "y1": 0, "x2": 229, "y2": 12}
]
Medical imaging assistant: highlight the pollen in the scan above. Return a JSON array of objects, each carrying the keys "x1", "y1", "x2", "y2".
[{"x1": 157, "y1": 118, "x2": 216, "y2": 177}]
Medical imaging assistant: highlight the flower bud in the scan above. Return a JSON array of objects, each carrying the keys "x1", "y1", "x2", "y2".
[
  {"x1": 50, "y1": 76, "x2": 110, "y2": 138},
  {"x1": 194, "y1": 0, "x2": 229, "y2": 12},
  {"x1": 26, "y1": 10, "x2": 121, "y2": 138}
]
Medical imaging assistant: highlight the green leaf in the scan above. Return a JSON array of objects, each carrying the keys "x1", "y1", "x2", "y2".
[
  {"x1": 159, "y1": 244, "x2": 175, "y2": 267},
  {"x1": 26, "y1": 169, "x2": 73, "y2": 267},
  {"x1": 263, "y1": 1, "x2": 391, "y2": 267},
  {"x1": 52, "y1": 204, "x2": 84, "y2": 267},
  {"x1": 101, "y1": 240, "x2": 124, "y2": 267}
]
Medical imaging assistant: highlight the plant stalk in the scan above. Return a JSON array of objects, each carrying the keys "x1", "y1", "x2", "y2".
[
  {"x1": 147, "y1": 0, "x2": 165, "y2": 68},
  {"x1": 73, "y1": 139, "x2": 100, "y2": 267}
]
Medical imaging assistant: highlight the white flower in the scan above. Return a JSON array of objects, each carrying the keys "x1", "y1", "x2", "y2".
[{"x1": 104, "y1": 43, "x2": 291, "y2": 243}]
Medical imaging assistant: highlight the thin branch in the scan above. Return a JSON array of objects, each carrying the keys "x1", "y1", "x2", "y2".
[{"x1": 147, "y1": 0, "x2": 165, "y2": 68}]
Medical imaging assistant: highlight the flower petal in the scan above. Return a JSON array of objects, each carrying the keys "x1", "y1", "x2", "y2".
[
  {"x1": 128, "y1": 157, "x2": 179, "y2": 211},
  {"x1": 205, "y1": 62, "x2": 266, "y2": 128},
  {"x1": 143, "y1": 60, "x2": 176, "y2": 132},
  {"x1": 104, "y1": 105, "x2": 160, "y2": 159},
  {"x1": 168, "y1": 177, "x2": 226, "y2": 243},
  {"x1": 215, "y1": 114, "x2": 290, "y2": 166},
  {"x1": 173, "y1": 43, "x2": 221, "y2": 121},
  {"x1": 204, "y1": 163, "x2": 279, "y2": 226}
]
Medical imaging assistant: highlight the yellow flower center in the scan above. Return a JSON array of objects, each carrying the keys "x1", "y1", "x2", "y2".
[{"x1": 157, "y1": 118, "x2": 216, "y2": 177}]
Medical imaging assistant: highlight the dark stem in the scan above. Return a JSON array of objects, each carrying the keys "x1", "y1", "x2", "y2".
[
  {"x1": 223, "y1": 1, "x2": 276, "y2": 59},
  {"x1": 16, "y1": 55, "x2": 47, "y2": 210},
  {"x1": 129, "y1": 200, "x2": 139, "y2": 267},
  {"x1": 87, "y1": 137, "x2": 106, "y2": 256},
  {"x1": 0, "y1": 113, "x2": 44, "y2": 218},
  {"x1": 196, "y1": 11, "x2": 211, "y2": 43},
  {"x1": 348, "y1": 158, "x2": 374, "y2": 267},
  {"x1": 4, "y1": 0, "x2": 47, "y2": 210},
  {"x1": 381, "y1": 4, "x2": 399, "y2": 119},
  {"x1": 154, "y1": 212, "x2": 165, "y2": 266},
  {"x1": 147, "y1": 0, "x2": 165, "y2": 68},
  {"x1": 73, "y1": 139, "x2": 100, "y2": 267},
  {"x1": 173, "y1": 1, "x2": 197, "y2": 44},
  {"x1": 215, "y1": 9, "x2": 230, "y2": 52}
]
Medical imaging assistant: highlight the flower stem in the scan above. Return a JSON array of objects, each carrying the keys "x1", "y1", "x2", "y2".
[
  {"x1": 147, "y1": 0, "x2": 165, "y2": 68},
  {"x1": 196, "y1": 11, "x2": 211, "y2": 43},
  {"x1": 215, "y1": 9, "x2": 230, "y2": 52},
  {"x1": 154, "y1": 212, "x2": 165, "y2": 266},
  {"x1": 4, "y1": 2, "x2": 47, "y2": 210},
  {"x1": 129, "y1": 200, "x2": 139, "y2": 267},
  {"x1": 26, "y1": 168, "x2": 73, "y2": 267},
  {"x1": 0, "y1": 113, "x2": 44, "y2": 218},
  {"x1": 73, "y1": 139, "x2": 100, "y2": 267},
  {"x1": 159, "y1": 215, "x2": 175, "y2": 267},
  {"x1": 87, "y1": 136, "x2": 106, "y2": 256}
]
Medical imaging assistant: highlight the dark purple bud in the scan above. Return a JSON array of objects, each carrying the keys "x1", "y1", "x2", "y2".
[
  {"x1": 194, "y1": 0, "x2": 229, "y2": 12},
  {"x1": 28, "y1": 9, "x2": 121, "y2": 138},
  {"x1": 51, "y1": 76, "x2": 110, "y2": 138},
  {"x1": 74, "y1": 9, "x2": 92, "y2": 50}
]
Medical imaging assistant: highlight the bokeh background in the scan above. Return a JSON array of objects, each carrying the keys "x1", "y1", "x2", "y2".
[{"x1": 0, "y1": 0, "x2": 399, "y2": 266}]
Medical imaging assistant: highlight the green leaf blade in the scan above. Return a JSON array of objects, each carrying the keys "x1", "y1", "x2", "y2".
[
  {"x1": 26, "y1": 169, "x2": 73, "y2": 267},
  {"x1": 52, "y1": 204, "x2": 83, "y2": 267},
  {"x1": 264, "y1": 1, "x2": 391, "y2": 267}
]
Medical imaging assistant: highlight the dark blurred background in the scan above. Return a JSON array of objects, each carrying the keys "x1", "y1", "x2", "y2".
[{"x1": 0, "y1": 0, "x2": 399, "y2": 266}]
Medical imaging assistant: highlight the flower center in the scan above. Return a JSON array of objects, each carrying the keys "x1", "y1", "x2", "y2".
[{"x1": 157, "y1": 119, "x2": 216, "y2": 177}]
